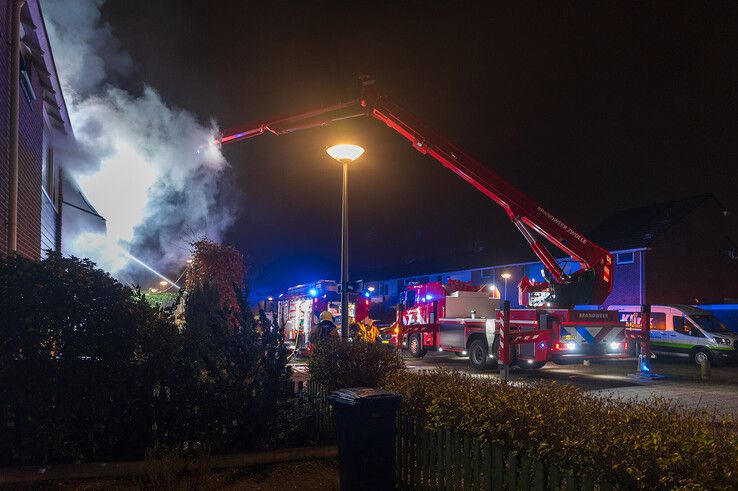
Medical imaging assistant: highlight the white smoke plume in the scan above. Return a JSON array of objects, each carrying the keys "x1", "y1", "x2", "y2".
[{"x1": 42, "y1": 0, "x2": 236, "y2": 283}]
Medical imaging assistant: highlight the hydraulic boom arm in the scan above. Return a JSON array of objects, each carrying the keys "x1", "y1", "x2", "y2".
[{"x1": 216, "y1": 77, "x2": 613, "y2": 307}]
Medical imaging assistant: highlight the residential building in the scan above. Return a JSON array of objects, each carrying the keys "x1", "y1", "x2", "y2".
[
  {"x1": 364, "y1": 195, "x2": 738, "y2": 308},
  {"x1": 1, "y1": 0, "x2": 103, "y2": 259}
]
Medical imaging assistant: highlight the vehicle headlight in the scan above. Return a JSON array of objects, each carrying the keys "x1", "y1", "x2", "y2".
[{"x1": 715, "y1": 337, "x2": 731, "y2": 345}]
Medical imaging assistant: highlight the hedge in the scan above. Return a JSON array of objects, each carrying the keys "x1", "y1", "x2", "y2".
[
  {"x1": 383, "y1": 370, "x2": 738, "y2": 490},
  {"x1": 308, "y1": 338, "x2": 405, "y2": 391}
]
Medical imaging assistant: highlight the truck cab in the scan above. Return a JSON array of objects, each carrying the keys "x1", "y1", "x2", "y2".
[{"x1": 608, "y1": 305, "x2": 738, "y2": 365}]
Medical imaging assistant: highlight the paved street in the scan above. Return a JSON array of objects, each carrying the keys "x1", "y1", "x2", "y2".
[
  {"x1": 405, "y1": 352, "x2": 738, "y2": 417},
  {"x1": 291, "y1": 352, "x2": 738, "y2": 417}
]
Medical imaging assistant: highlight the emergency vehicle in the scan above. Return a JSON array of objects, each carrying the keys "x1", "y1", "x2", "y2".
[
  {"x1": 216, "y1": 76, "x2": 629, "y2": 369},
  {"x1": 397, "y1": 281, "x2": 628, "y2": 370},
  {"x1": 277, "y1": 280, "x2": 369, "y2": 350}
]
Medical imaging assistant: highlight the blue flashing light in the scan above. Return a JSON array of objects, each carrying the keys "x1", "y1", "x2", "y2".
[
  {"x1": 278, "y1": 293, "x2": 284, "y2": 298},
  {"x1": 364, "y1": 292, "x2": 371, "y2": 298},
  {"x1": 308, "y1": 288, "x2": 318, "y2": 297},
  {"x1": 425, "y1": 294, "x2": 433, "y2": 301},
  {"x1": 640, "y1": 359, "x2": 651, "y2": 373}
]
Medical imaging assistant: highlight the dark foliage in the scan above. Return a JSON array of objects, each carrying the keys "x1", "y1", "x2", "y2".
[
  {"x1": 0, "y1": 253, "x2": 289, "y2": 465},
  {"x1": 308, "y1": 338, "x2": 405, "y2": 392}
]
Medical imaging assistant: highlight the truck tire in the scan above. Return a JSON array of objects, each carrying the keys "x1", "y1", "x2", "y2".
[
  {"x1": 468, "y1": 338, "x2": 490, "y2": 371},
  {"x1": 521, "y1": 361, "x2": 546, "y2": 370},
  {"x1": 409, "y1": 334, "x2": 427, "y2": 358},
  {"x1": 691, "y1": 348, "x2": 712, "y2": 367}
]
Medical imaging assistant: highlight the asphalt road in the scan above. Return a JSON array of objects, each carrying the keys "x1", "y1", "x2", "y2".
[{"x1": 402, "y1": 351, "x2": 738, "y2": 391}]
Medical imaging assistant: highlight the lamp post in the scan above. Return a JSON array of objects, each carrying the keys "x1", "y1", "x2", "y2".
[
  {"x1": 501, "y1": 272, "x2": 512, "y2": 302},
  {"x1": 326, "y1": 144, "x2": 365, "y2": 338}
]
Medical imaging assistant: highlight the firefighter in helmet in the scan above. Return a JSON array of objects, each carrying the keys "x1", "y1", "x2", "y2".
[{"x1": 310, "y1": 310, "x2": 338, "y2": 344}]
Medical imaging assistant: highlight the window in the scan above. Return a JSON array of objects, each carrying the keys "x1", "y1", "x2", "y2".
[
  {"x1": 19, "y1": 52, "x2": 36, "y2": 105},
  {"x1": 651, "y1": 312, "x2": 666, "y2": 331},
  {"x1": 616, "y1": 252, "x2": 634, "y2": 264},
  {"x1": 673, "y1": 316, "x2": 686, "y2": 334},
  {"x1": 41, "y1": 129, "x2": 56, "y2": 206}
]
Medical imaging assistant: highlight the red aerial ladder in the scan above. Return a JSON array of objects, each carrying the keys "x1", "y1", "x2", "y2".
[{"x1": 216, "y1": 76, "x2": 613, "y2": 308}]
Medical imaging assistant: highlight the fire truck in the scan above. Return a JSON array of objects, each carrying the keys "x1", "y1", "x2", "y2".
[
  {"x1": 277, "y1": 280, "x2": 369, "y2": 350},
  {"x1": 216, "y1": 76, "x2": 629, "y2": 370},
  {"x1": 397, "y1": 280, "x2": 627, "y2": 370}
]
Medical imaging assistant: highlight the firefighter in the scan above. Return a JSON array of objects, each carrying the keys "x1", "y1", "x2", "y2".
[
  {"x1": 310, "y1": 310, "x2": 338, "y2": 344},
  {"x1": 358, "y1": 320, "x2": 380, "y2": 343}
]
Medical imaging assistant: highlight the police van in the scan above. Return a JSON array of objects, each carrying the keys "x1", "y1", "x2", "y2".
[{"x1": 607, "y1": 305, "x2": 738, "y2": 365}]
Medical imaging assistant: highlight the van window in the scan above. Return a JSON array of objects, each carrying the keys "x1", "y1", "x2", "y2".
[
  {"x1": 691, "y1": 315, "x2": 730, "y2": 333},
  {"x1": 651, "y1": 312, "x2": 666, "y2": 331},
  {"x1": 673, "y1": 316, "x2": 686, "y2": 334}
]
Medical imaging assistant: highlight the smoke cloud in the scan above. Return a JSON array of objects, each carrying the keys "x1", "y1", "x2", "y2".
[{"x1": 42, "y1": 0, "x2": 236, "y2": 284}]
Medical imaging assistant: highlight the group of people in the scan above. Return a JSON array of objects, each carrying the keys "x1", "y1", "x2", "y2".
[{"x1": 307, "y1": 310, "x2": 380, "y2": 344}]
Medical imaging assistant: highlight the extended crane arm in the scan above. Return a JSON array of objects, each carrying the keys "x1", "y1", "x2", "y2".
[{"x1": 216, "y1": 77, "x2": 613, "y2": 307}]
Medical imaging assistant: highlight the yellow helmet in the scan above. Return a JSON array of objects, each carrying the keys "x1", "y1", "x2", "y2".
[{"x1": 319, "y1": 310, "x2": 334, "y2": 322}]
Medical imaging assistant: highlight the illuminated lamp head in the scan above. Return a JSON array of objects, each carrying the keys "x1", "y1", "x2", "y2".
[
  {"x1": 326, "y1": 144, "x2": 365, "y2": 162},
  {"x1": 309, "y1": 288, "x2": 318, "y2": 297}
]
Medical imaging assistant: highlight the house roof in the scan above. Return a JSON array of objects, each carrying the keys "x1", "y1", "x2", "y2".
[
  {"x1": 587, "y1": 194, "x2": 717, "y2": 251},
  {"x1": 365, "y1": 194, "x2": 721, "y2": 282}
]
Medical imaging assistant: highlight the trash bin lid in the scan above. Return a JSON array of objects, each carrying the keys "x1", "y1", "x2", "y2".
[{"x1": 328, "y1": 387, "x2": 401, "y2": 407}]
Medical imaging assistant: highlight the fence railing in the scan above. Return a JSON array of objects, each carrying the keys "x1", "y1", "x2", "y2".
[
  {"x1": 289, "y1": 380, "x2": 614, "y2": 490},
  {"x1": 395, "y1": 412, "x2": 614, "y2": 491},
  {"x1": 285, "y1": 377, "x2": 335, "y2": 443}
]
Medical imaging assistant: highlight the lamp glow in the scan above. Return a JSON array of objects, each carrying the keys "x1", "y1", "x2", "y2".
[
  {"x1": 326, "y1": 144, "x2": 365, "y2": 162},
  {"x1": 501, "y1": 273, "x2": 512, "y2": 279}
]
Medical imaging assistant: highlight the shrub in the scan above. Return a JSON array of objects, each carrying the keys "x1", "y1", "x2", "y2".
[
  {"x1": 0, "y1": 253, "x2": 181, "y2": 464},
  {"x1": 308, "y1": 338, "x2": 404, "y2": 391},
  {"x1": 0, "y1": 252, "x2": 290, "y2": 465},
  {"x1": 383, "y1": 370, "x2": 738, "y2": 490}
]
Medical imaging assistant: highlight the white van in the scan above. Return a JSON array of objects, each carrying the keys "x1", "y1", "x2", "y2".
[{"x1": 608, "y1": 305, "x2": 738, "y2": 365}]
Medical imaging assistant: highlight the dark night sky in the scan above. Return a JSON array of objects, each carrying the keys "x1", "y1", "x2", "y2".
[{"x1": 101, "y1": 1, "x2": 737, "y2": 294}]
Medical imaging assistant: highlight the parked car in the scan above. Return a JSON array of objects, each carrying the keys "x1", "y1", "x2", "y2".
[{"x1": 608, "y1": 305, "x2": 738, "y2": 365}]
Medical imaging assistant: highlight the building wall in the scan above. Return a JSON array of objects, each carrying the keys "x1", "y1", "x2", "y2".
[
  {"x1": 0, "y1": 1, "x2": 11, "y2": 255},
  {"x1": 646, "y1": 200, "x2": 738, "y2": 304},
  {"x1": 601, "y1": 250, "x2": 644, "y2": 306},
  {"x1": 0, "y1": 1, "x2": 58, "y2": 259},
  {"x1": 366, "y1": 250, "x2": 646, "y2": 308}
]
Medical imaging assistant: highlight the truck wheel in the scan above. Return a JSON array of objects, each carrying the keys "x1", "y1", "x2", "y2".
[
  {"x1": 409, "y1": 334, "x2": 427, "y2": 358},
  {"x1": 692, "y1": 348, "x2": 712, "y2": 367},
  {"x1": 487, "y1": 335, "x2": 500, "y2": 369},
  {"x1": 468, "y1": 339, "x2": 490, "y2": 371}
]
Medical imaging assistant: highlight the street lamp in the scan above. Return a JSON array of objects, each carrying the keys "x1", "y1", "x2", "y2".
[
  {"x1": 326, "y1": 144, "x2": 365, "y2": 338},
  {"x1": 501, "y1": 273, "x2": 512, "y2": 301}
]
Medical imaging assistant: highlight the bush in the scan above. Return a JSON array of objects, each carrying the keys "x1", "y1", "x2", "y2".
[
  {"x1": 383, "y1": 370, "x2": 738, "y2": 490},
  {"x1": 0, "y1": 252, "x2": 290, "y2": 465},
  {"x1": 308, "y1": 338, "x2": 404, "y2": 391},
  {"x1": 0, "y1": 253, "x2": 180, "y2": 464}
]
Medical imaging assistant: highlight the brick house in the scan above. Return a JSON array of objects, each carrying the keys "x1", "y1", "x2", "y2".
[
  {"x1": 1, "y1": 0, "x2": 103, "y2": 260},
  {"x1": 364, "y1": 195, "x2": 738, "y2": 308}
]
